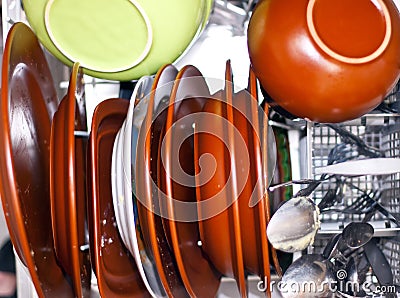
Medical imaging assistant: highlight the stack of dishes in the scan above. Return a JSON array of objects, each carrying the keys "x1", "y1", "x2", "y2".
[
  {"x1": 128, "y1": 61, "x2": 281, "y2": 297},
  {"x1": 21, "y1": 0, "x2": 213, "y2": 81},
  {"x1": 0, "y1": 22, "x2": 282, "y2": 298}
]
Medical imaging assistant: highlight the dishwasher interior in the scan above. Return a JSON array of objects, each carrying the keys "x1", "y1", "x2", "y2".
[{"x1": 1, "y1": 0, "x2": 400, "y2": 297}]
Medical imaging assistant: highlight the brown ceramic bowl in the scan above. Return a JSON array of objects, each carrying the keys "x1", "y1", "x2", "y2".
[
  {"x1": 159, "y1": 65, "x2": 221, "y2": 297},
  {"x1": 0, "y1": 22, "x2": 74, "y2": 297},
  {"x1": 87, "y1": 98, "x2": 150, "y2": 297},
  {"x1": 248, "y1": 0, "x2": 400, "y2": 122},
  {"x1": 50, "y1": 63, "x2": 91, "y2": 297}
]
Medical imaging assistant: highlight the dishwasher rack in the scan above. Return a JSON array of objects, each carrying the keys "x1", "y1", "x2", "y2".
[
  {"x1": 306, "y1": 109, "x2": 400, "y2": 295},
  {"x1": 2, "y1": 1, "x2": 400, "y2": 297},
  {"x1": 309, "y1": 115, "x2": 400, "y2": 227}
]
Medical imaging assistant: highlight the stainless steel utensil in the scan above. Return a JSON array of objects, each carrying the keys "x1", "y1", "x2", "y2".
[
  {"x1": 280, "y1": 254, "x2": 334, "y2": 298},
  {"x1": 267, "y1": 197, "x2": 320, "y2": 253},
  {"x1": 314, "y1": 158, "x2": 400, "y2": 176}
]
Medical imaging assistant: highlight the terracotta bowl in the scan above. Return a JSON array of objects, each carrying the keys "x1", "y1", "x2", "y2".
[{"x1": 248, "y1": 0, "x2": 400, "y2": 123}]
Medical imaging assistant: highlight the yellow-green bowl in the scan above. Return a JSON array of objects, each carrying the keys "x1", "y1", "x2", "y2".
[{"x1": 23, "y1": 0, "x2": 212, "y2": 81}]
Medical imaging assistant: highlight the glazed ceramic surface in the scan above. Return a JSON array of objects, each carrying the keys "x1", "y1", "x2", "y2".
[
  {"x1": 88, "y1": 98, "x2": 150, "y2": 297},
  {"x1": 160, "y1": 65, "x2": 221, "y2": 297},
  {"x1": 248, "y1": 0, "x2": 400, "y2": 122},
  {"x1": 22, "y1": 0, "x2": 210, "y2": 80},
  {"x1": 0, "y1": 22, "x2": 74, "y2": 297},
  {"x1": 194, "y1": 61, "x2": 248, "y2": 296},
  {"x1": 111, "y1": 76, "x2": 165, "y2": 297},
  {"x1": 135, "y1": 65, "x2": 190, "y2": 297},
  {"x1": 50, "y1": 63, "x2": 91, "y2": 297}
]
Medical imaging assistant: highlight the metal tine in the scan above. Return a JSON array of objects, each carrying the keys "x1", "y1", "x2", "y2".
[
  {"x1": 325, "y1": 124, "x2": 384, "y2": 158},
  {"x1": 294, "y1": 124, "x2": 384, "y2": 199},
  {"x1": 322, "y1": 186, "x2": 400, "y2": 226},
  {"x1": 74, "y1": 131, "x2": 90, "y2": 139},
  {"x1": 322, "y1": 189, "x2": 377, "y2": 214},
  {"x1": 269, "y1": 176, "x2": 331, "y2": 192}
]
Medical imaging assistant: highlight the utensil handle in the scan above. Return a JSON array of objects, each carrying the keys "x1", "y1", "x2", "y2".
[
  {"x1": 322, "y1": 233, "x2": 341, "y2": 259},
  {"x1": 363, "y1": 239, "x2": 394, "y2": 286},
  {"x1": 314, "y1": 158, "x2": 400, "y2": 176},
  {"x1": 372, "y1": 201, "x2": 400, "y2": 226}
]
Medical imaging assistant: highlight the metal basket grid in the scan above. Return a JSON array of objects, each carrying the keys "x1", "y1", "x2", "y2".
[
  {"x1": 380, "y1": 123, "x2": 400, "y2": 222},
  {"x1": 380, "y1": 235, "x2": 400, "y2": 286},
  {"x1": 307, "y1": 115, "x2": 400, "y2": 296},
  {"x1": 310, "y1": 116, "x2": 400, "y2": 226},
  {"x1": 310, "y1": 234, "x2": 400, "y2": 296}
]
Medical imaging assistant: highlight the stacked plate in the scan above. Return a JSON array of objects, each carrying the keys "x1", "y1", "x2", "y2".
[
  {"x1": 0, "y1": 22, "x2": 281, "y2": 298},
  {"x1": 111, "y1": 61, "x2": 281, "y2": 297}
]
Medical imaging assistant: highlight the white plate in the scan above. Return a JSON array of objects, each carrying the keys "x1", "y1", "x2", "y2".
[
  {"x1": 120, "y1": 76, "x2": 167, "y2": 298},
  {"x1": 112, "y1": 127, "x2": 130, "y2": 250}
]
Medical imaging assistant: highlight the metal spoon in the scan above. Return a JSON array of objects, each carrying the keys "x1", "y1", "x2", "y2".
[
  {"x1": 280, "y1": 254, "x2": 334, "y2": 298},
  {"x1": 342, "y1": 222, "x2": 374, "y2": 250},
  {"x1": 267, "y1": 197, "x2": 320, "y2": 253},
  {"x1": 326, "y1": 222, "x2": 374, "y2": 266},
  {"x1": 339, "y1": 253, "x2": 369, "y2": 297}
]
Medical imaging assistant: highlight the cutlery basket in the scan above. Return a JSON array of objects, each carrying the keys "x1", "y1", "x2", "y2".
[
  {"x1": 310, "y1": 234, "x2": 400, "y2": 292},
  {"x1": 308, "y1": 114, "x2": 400, "y2": 228},
  {"x1": 306, "y1": 108, "x2": 400, "y2": 296}
]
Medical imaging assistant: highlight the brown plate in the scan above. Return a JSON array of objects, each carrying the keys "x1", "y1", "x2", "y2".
[
  {"x1": 50, "y1": 62, "x2": 91, "y2": 297},
  {"x1": 160, "y1": 65, "x2": 221, "y2": 297},
  {"x1": 136, "y1": 64, "x2": 189, "y2": 298},
  {"x1": 240, "y1": 69, "x2": 273, "y2": 295},
  {"x1": 252, "y1": 68, "x2": 283, "y2": 280},
  {"x1": 87, "y1": 98, "x2": 149, "y2": 297},
  {"x1": 224, "y1": 61, "x2": 247, "y2": 297},
  {"x1": 195, "y1": 89, "x2": 232, "y2": 277},
  {"x1": 233, "y1": 88, "x2": 262, "y2": 275},
  {"x1": 194, "y1": 61, "x2": 246, "y2": 296},
  {"x1": 0, "y1": 22, "x2": 74, "y2": 297}
]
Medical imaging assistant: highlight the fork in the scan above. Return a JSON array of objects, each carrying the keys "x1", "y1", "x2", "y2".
[{"x1": 322, "y1": 189, "x2": 400, "y2": 226}]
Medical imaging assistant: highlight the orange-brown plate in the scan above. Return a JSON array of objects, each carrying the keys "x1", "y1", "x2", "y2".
[
  {"x1": 50, "y1": 63, "x2": 91, "y2": 297},
  {"x1": 135, "y1": 64, "x2": 189, "y2": 297},
  {"x1": 160, "y1": 65, "x2": 221, "y2": 297},
  {"x1": 194, "y1": 61, "x2": 247, "y2": 296},
  {"x1": 0, "y1": 22, "x2": 74, "y2": 297}
]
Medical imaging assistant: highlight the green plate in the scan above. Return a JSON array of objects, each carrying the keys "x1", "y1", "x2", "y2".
[{"x1": 23, "y1": 0, "x2": 211, "y2": 81}]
